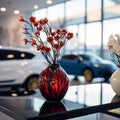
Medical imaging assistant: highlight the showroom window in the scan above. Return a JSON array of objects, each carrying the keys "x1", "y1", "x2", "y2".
[
  {"x1": 31, "y1": 0, "x2": 120, "y2": 59},
  {"x1": 32, "y1": 8, "x2": 47, "y2": 20},
  {"x1": 86, "y1": 22, "x2": 101, "y2": 55},
  {"x1": 65, "y1": 0, "x2": 85, "y2": 25},
  {"x1": 87, "y1": 0, "x2": 101, "y2": 22},
  {"x1": 104, "y1": 0, "x2": 120, "y2": 19},
  {"x1": 103, "y1": 18, "x2": 120, "y2": 46},
  {"x1": 47, "y1": 3, "x2": 64, "y2": 24}
]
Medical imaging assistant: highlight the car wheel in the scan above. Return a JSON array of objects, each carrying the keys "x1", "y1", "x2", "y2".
[
  {"x1": 83, "y1": 69, "x2": 94, "y2": 82},
  {"x1": 24, "y1": 75, "x2": 39, "y2": 90}
]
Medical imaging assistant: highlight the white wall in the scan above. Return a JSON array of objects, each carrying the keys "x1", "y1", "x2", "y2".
[{"x1": 0, "y1": 13, "x2": 25, "y2": 47}]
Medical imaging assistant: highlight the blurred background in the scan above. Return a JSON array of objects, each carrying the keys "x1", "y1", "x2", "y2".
[
  {"x1": 0, "y1": 0, "x2": 120, "y2": 90},
  {"x1": 0, "y1": 0, "x2": 120, "y2": 58}
]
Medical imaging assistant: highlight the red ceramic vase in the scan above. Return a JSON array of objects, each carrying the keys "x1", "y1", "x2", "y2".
[{"x1": 38, "y1": 63, "x2": 69, "y2": 101}]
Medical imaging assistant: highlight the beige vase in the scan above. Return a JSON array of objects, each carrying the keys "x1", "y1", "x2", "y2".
[{"x1": 110, "y1": 68, "x2": 120, "y2": 96}]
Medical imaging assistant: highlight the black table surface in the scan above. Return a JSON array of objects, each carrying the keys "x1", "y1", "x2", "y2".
[{"x1": 0, "y1": 83, "x2": 120, "y2": 120}]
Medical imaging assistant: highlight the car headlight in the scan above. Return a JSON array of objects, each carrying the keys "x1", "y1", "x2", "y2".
[{"x1": 93, "y1": 64, "x2": 99, "y2": 67}]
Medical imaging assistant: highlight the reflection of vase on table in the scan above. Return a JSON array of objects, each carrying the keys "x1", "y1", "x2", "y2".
[
  {"x1": 19, "y1": 16, "x2": 73, "y2": 101},
  {"x1": 39, "y1": 101, "x2": 66, "y2": 115}
]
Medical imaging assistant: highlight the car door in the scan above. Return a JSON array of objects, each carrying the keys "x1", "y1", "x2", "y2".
[
  {"x1": 59, "y1": 55, "x2": 82, "y2": 75},
  {"x1": 0, "y1": 49, "x2": 22, "y2": 83}
]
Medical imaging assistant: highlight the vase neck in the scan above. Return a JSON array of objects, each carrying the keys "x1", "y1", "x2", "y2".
[{"x1": 48, "y1": 63, "x2": 60, "y2": 70}]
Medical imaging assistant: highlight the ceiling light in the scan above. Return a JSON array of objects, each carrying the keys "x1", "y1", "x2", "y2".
[
  {"x1": 14, "y1": 10, "x2": 20, "y2": 14},
  {"x1": 34, "y1": 5, "x2": 39, "y2": 10},
  {"x1": 46, "y1": 0, "x2": 53, "y2": 4},
  {"x1": 0, "y1": 7, "x2": 6, "y2": 12}
]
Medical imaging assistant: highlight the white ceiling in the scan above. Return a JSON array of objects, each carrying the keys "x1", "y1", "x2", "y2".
[{"x1": 0, "y1": 0, "x2": 69, "y2": 15}]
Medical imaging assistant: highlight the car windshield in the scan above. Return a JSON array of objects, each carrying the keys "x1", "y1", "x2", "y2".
[{"x1": 61, "y1": 55, "x2": 77, "y2": 60}]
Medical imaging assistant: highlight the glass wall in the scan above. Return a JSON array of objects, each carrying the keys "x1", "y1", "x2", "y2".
[
  {"x1": 87, "y1": 0, "x2": 101, "y2": 22},
  {"x1": 65, "y1": 0, "x2": 85, "y2": 25},
  {"x1": 32, "y1": 8, "x2": 47, "y2": 20},
  {"x1": 104, "y1": 0, "x2": 120, "y2": 19},
  {"x1": 32, "y1": 0, "x2": 120, "y2": 59},
  {"x1": 47, "y1": 3, "x2": 64, "y2": 24}
]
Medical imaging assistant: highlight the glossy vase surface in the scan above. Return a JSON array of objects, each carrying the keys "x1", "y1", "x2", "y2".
[
  {"x1": 110, "y1": 68, "x2": 120, "y2": 96},
  {"x1": 38, "y1": 63, "x2": 69, "y2": 101}
]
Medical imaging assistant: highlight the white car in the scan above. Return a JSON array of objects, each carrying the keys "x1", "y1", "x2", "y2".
[{"x1": 0, "y1": 46, "x2": 48, "y2": 90}]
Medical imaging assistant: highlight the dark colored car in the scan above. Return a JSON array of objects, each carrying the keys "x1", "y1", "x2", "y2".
[{"x1": 58, "y1": 53, "x2": 117, "y2": 82}]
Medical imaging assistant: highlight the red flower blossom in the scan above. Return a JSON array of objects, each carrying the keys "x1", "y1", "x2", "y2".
[
  {"x1": 47, "y1": 36, "x2": 53, "y2": 43},
  {"x1": 39, "y1": 18, "x2": 48, "y2": 25},
  {"x1": 23, "y1": 38, "x2": 28, "y2": 44},
  {"x1": 33, "y1": 22, "x2": 38, "y2": 27},
  {"x1": 19, "y1": 16, "x2": 25, "y2": 22},
  {"x1": 29, "y1": 16, "x2": 36, "y2": 23},
  {"x1": 36, "y1": 45, "x2": 42, "y2": 50},
  {"x1": 30, "y1": 40, "x2": 36, "y2": 46},
  {"x1": 61, "y1": 29, "x2": 67, "y2": 35},
  {"x1": 66, "y1": 32, "x2": 73, "y2": 40},
  {"x1": 53, "y1": 44, "x2": 61, "y2": 51},
  {"x1": 56, "y1": 29, "x2": 61, "y2": 34},
  {"x1": 37, "y1": 26, "x2": 42, "y2": 31},
  {"x1": 41, "y1": 45, "x2": 46, "y2": 51},
  {"x1": 45, "y1": 47, "x2": 51, "y2": 53},
  {"x1": 51, "y1": 32, "x2": 56, "y2": 36},
  {"x1": 35, "y1": 31, "x2": 40, "y2": 37},
  {"x1": 44, "y1": 18, "x2": 48, "y2": 24},
  {"x1": 54, "y1": 35, "x2": 60, "y2": 41}
]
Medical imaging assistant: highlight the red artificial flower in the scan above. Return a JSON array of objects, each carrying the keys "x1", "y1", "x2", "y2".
[
  {"x1": 35, "y1": 31, "x2": 40, "y2": 37},
  {"x1": 47, "y1": 36, "x2": 53, "y2": 43},
  {"x1": 54, "y1": 35, "x2": 60, "y2": 41},
  {"x1": 44, "y1": 18, "x2": 48, "y2": 24},
  {"x1": 30, "y1": 40, "x2": 36, "y2": 46},
  {"x1": 33, "y1": 22, "x2": 38, "y2": 27},
  {"x1": 61, "y1": 29, "x2": 67, "y2": 35},
  {"x1": 39, "y1": 18, "x2": 48, "y2": 25},
  {"x1": 66, "y1": 32, "x2": 73, "y2": 40},
  {"x1": 45, "y1": 47, "x2": 51, "y2": 53},
  {"x1": 51, "y1": 32, "x2": 56, "y2": 36},
  {"x1": 29, "y1": 16, "x2": 36, "y2": 23},
  {"x1": 36, "y1": 45, "x2": 42, "y2": 50},
  {"x1": 56, "y1": 29, "x2": 61, "y2": 34},
  {"x1": 23, "y1": 38, "x2": 28, "y2": 44},
  {"x1": 53, "y1": 43, "x2": 61, "y2": 51},
  {"x1": 41, "y1": 45, "x2": 46, "y2": 51},
  {"x1": 37, "y1": 26, "x2": 42, "y2": 31},
  {"x1": 19, "y1": 16, "x2": 25, "y2": 22}
]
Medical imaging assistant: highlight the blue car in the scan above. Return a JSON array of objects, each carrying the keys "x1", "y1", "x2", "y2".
[{"x1": 58, "y1": 53, "x2": 117, "y2": 82}]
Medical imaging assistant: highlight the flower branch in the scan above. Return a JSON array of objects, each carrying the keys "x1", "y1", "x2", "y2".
[{"x1": 19, "y1": 16, "x2": 73, "y2": 65}]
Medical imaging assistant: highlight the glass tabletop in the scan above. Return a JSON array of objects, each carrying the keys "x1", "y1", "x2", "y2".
[{"x1": 0, "y1": 83, "x2": 120, "y2": 120}]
